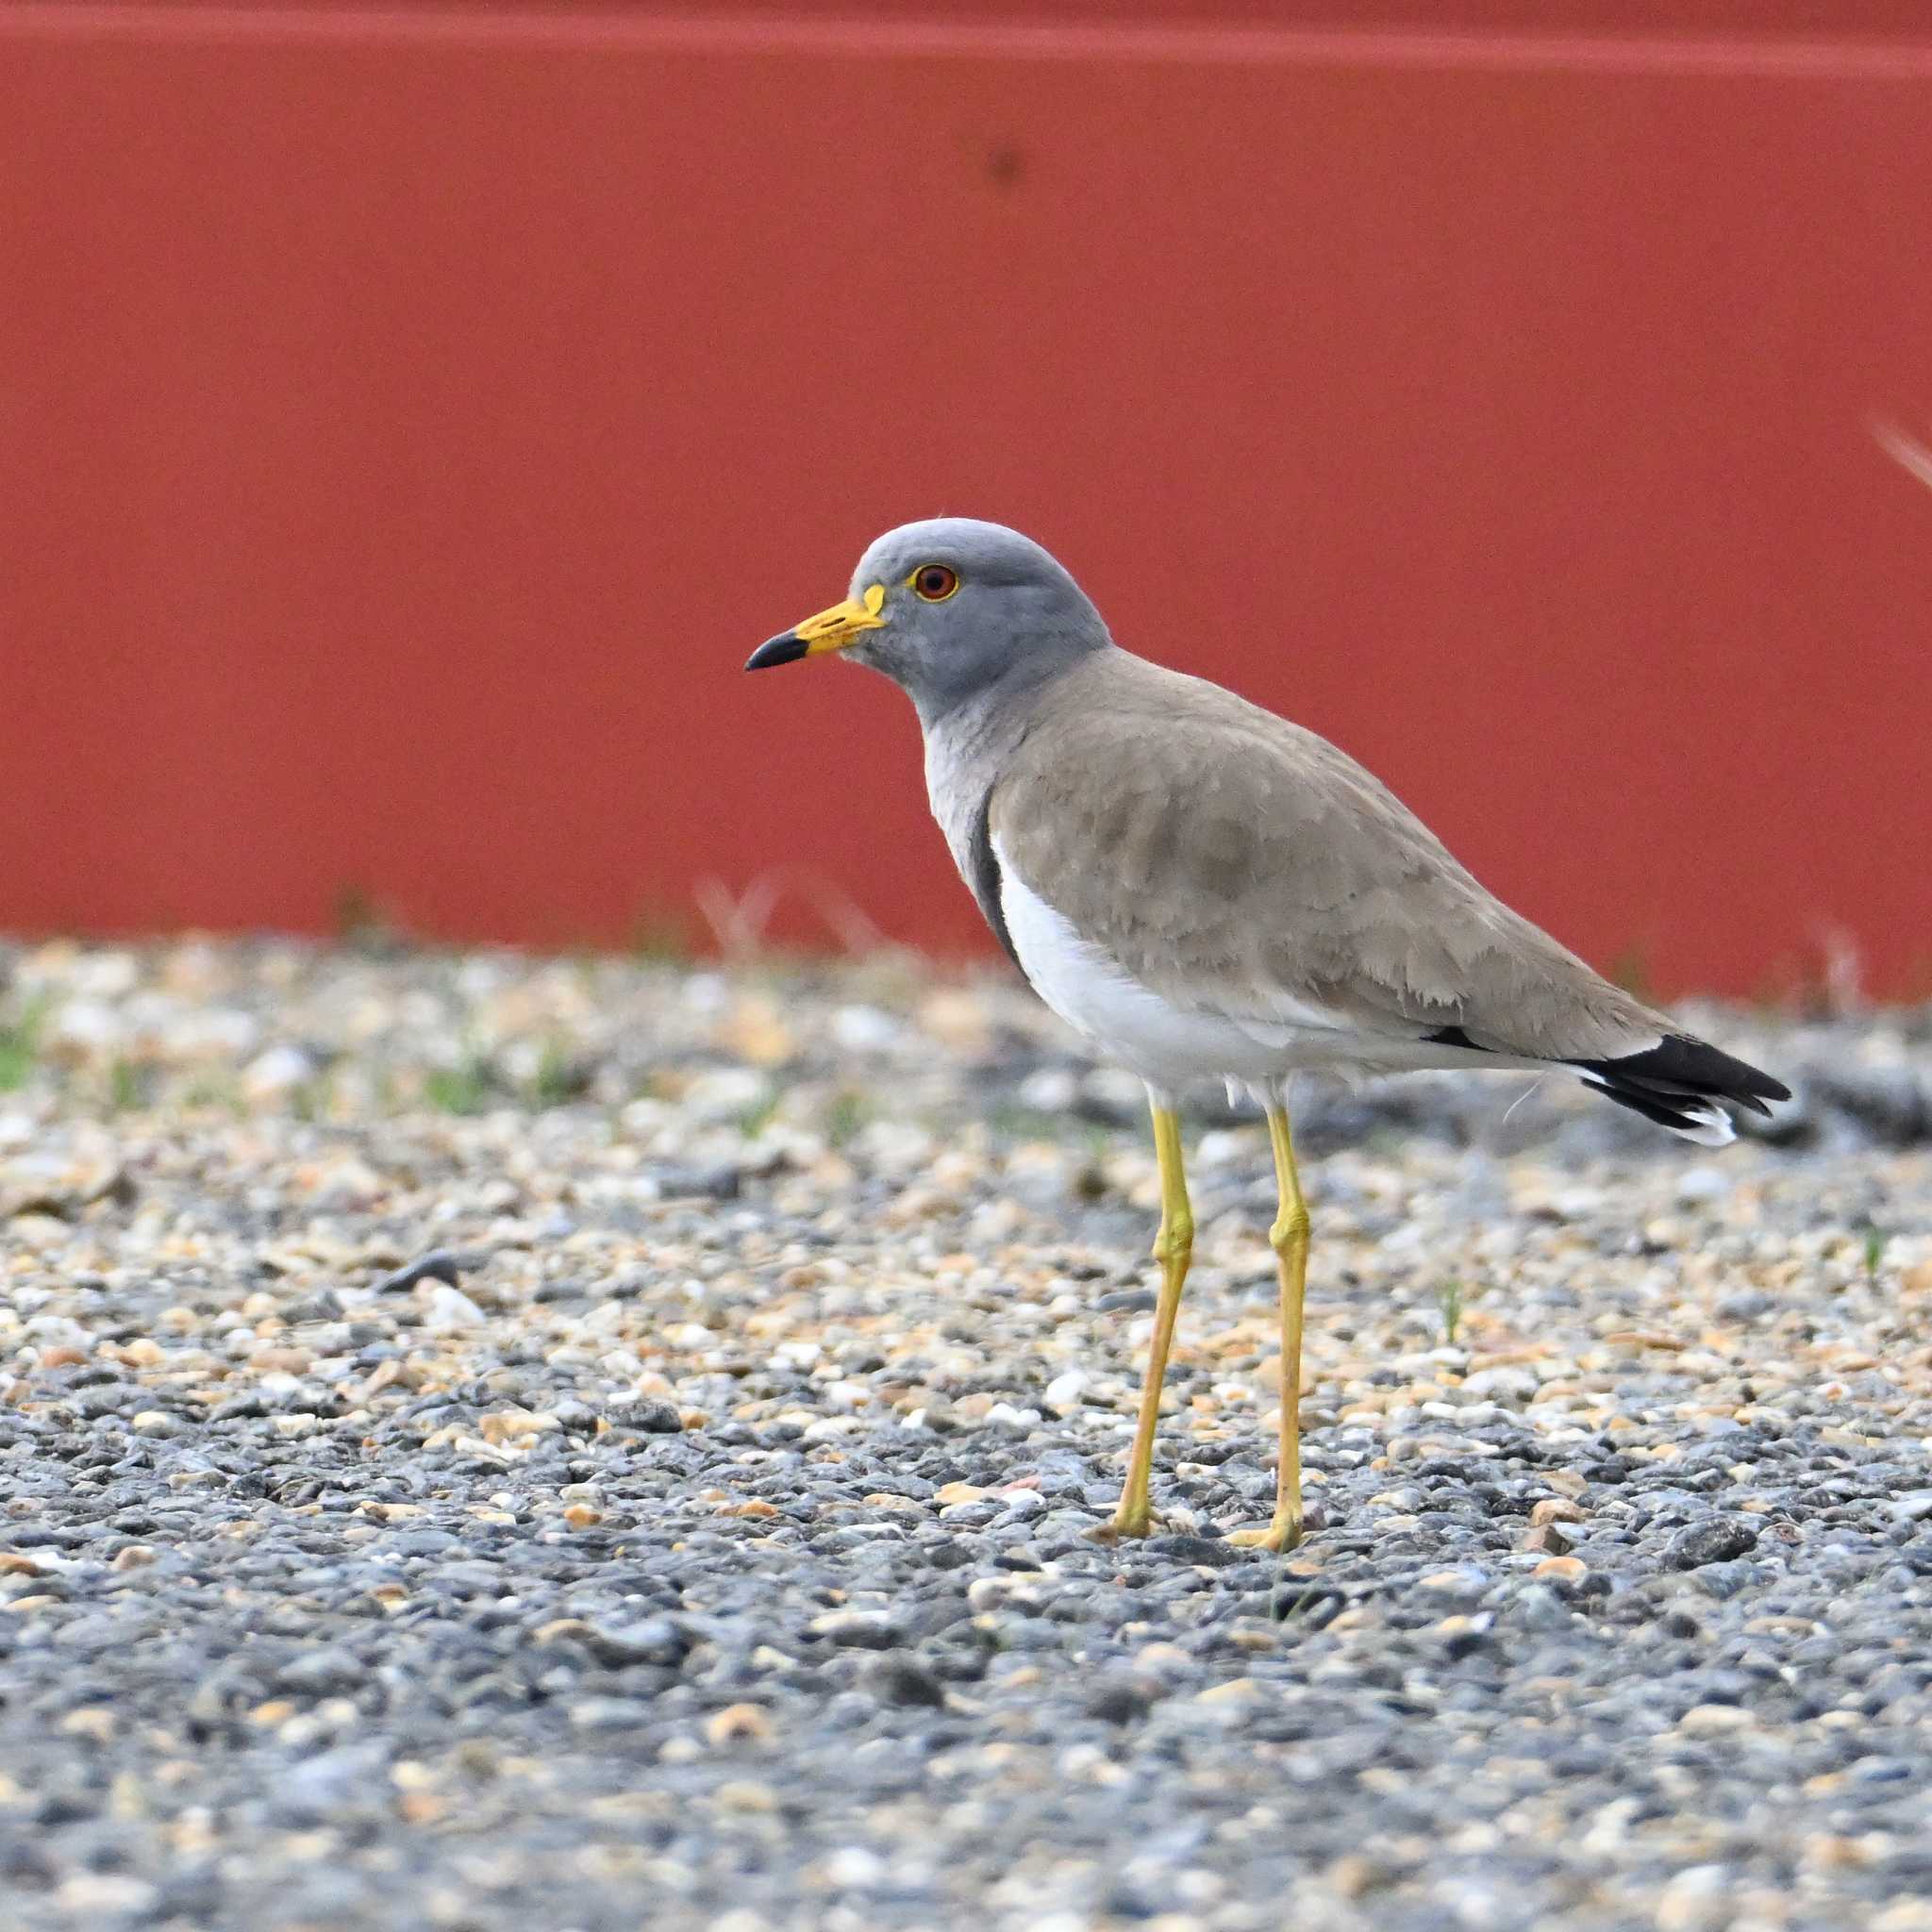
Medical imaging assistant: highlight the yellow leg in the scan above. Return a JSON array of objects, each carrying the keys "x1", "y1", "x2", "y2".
[
  {"x1": 1229, "y1": 1102, "x2": 1309, "y2": 1552},
  {"x1": 1091, "y1": 1099, "x2": 1192, "y2": 1543}
]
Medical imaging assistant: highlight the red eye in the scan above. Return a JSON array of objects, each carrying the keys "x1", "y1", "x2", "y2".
[{"x1": 911, "y1": 564, "x2": 959, "y2": 602}]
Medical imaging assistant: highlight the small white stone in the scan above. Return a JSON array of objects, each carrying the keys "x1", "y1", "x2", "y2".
[
  {"x1": 50, "y1": 999, "x2": 122, "y2": 1051},
  {"x1": 176, "y1": 1007, "x2": 260, "y2": 1057},
  {"x1": 822, "y1": 1846, "x2": 886, "y2": 1889},
  {"x1": 73, "y1": 951, "x2": 140, "y2": 997},
  {"x1": 55, "y1": 1875, "x2": 158, "y2": 1916},
  {"x1": 1463, "y1": 1366, "x2": 1540, "y2": 1404},
  {"x1": 967, "y1": 1575, "x2": 1028, "y2": 1610},
  {"x1": 1655, "y1": 1863, "x2": 1733, "y2": 1932},
  {"x1": 243, "y1": 1043, "x2": 317, "y2": 1099},
  {"x1": 1551, "y1": 1186, "x2": 1606, "y2": 1220},
  {"x1": 424, "y1": 1283, "x2": 486, "y2": 1331},
  {"x1": 683, "y1": 1068, "x2": 773, "y2": 1124},
  {"x1": 1017, "y1": 1067, "x2": 1077, "y2": 1113},
  {"x1": 680, "y1": 972, "x2": 729, "y2": 1012},
  {"x1": 982, "y1": 1402, "x2": 1041, "y2": 1429},
  {"x1": 831, "y1": 1006, "x2": 899, "y2": 1052},
  {"x1": 1085, "y1": 1068, "x2": 1144, "y2": 1116},
  {"x1": 1675, "y1": 1165, "x2": 1729, "y2": 1204},
  {"x1": 1044, "y1": 1369, "x2": 1089, "y2": 1414},
  {"x1": 1677, "y1": 1705, "x2": 1755, "y2": 1734},
  {"x1": 1195, "y1": 1128, "x2": 1251, "y2": 1166},
  {"x1": 802, "y1": 1416, "x2": 861, "y2": 1441}
]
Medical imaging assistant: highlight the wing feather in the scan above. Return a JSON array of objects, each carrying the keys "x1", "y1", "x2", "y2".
[{"x1": 987, "y1": 652, "x2": 1667, "y2": 1064}]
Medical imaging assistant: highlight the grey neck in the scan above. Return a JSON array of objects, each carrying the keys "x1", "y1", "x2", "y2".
[
  {"x1": 916, "y1": 643, "x2": 1106, "y2": 906},
  {"x1": 908, "y1": 635, "x2": 1103, "y2": 742},
  {"x1": 910, "y1": 653, "x2": 1068, "y2": 773}
]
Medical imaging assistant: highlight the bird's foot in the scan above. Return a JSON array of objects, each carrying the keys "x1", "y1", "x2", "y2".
[
  {"x1": 1226, "y1": 1512, "x2": 1304, "y2": 1555},
  {"x1": 1085, "y1": 1505, "x2": 1160, "y2": 1545}
]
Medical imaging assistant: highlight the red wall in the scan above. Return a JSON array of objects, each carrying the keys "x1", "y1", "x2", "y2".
[{"x1": 5, "y1": 6, "x2": 1931, "y2": 994}]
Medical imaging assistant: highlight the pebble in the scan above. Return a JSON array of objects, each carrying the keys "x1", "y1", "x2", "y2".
[
  {"x1": 0, "y1": 939, "x2": 1928, "y2": 1932},
  {"x1": 1532, "y1": 1556, "x2": 1589, "y2": 1585},
  {"x1": 704, "y1": 1704, "x2": 774, "y2": 1747},
  {"x1": 861, "y1": 1655, "x2": 947, "y2": 1709},
  {"x1": 1043, "y1": 1369, "x2": 1089, "y2": 1413},
  {"x1": 1668, "y1": 1519, "x2": 1761, "y2": 1569},
  {"x1": 242, "y1": 1042, "x2": 317, "y2": 1100},
  {"x1": 423, "y1": 1282, "x2": 486, "y2": 1331},
  {"x1": 808, "y1": 1611, "x2": 904, "y2": 1650}
]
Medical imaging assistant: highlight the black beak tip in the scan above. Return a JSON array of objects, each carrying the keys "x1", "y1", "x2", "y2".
[{"x1": 745, "y1": 632, "x2": 808, "y2": 672}]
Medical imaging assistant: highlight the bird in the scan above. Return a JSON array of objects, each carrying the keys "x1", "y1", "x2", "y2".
[{"x1": 745, "y1": 518, "x2": 1788, "y2": 1551}]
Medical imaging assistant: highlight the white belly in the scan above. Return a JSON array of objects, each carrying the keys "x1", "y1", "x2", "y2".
[
  {"x1": 994, "y1": 845, "x2": 1314, "y2": 1098},
  {"x1": 991, "y1": 838, "x2": 1549, "y2": 1104}
]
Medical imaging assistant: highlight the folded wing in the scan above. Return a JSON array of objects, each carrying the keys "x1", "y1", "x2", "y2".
[{"x1": 988, "y1": 651, "x2": 1787, "y2": 1131}]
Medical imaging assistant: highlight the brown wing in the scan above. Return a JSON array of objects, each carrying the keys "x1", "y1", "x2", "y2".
[{"x1": 988, "y1": 651, "x2": 1667, "y2": 1063}]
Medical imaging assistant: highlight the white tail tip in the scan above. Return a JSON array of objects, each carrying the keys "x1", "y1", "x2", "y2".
[{"x1": 1673, "y1": 1103, "x2": 1737, "y2": 1148}]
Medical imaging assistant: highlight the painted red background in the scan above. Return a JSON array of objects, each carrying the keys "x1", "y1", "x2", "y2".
[{"x1": 4, "y1": 5, "x2": 1931, "y2": 994}]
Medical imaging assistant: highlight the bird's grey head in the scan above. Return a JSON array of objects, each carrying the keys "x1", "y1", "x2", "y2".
[{"x1": 745, "y1": 518, "x2": 1109, "y2": 725}]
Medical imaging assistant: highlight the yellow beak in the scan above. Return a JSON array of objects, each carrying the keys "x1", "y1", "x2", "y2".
[{"x1": 745, "y1": 583, "x2": 887, "y2": 670}]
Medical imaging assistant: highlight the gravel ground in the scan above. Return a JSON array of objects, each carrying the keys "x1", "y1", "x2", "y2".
[{"x1": 3, "y1": 939, "x2": 1932, "y2": 1932}]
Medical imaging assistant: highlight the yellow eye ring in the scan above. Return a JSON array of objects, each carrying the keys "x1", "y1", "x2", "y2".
[{"x1": 909, "y1": 563, "x2": 959, "y2": 602}]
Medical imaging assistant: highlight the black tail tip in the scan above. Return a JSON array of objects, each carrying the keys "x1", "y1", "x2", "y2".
[{"x1": 1573, "y1": 1032, "x2": 1789, "y2": 1123}]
